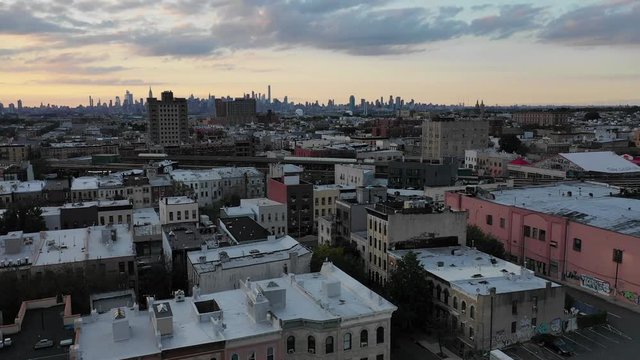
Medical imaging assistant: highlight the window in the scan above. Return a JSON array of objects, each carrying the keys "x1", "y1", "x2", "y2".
[
  {"x1": 248, "y1": 352, "x2": 255, "y2": 360},
  {"x1": 512, "y1": 300, "x2": 518, "y2": 315},
  {"x1": 470, "y1": 306, "x2": 475, "y2": 319},
  {"x1": 287, "y1": 336, "x2": 295, "y2": 353},
  {"x1": 461, "y1": 301, "x2": 466, "y2": 314},
  {"x1": 532, "y1": 317, "x2": 537, "y2": 327},
  {"x1": 118, "y1": 215, "x2": 123, "y2": 223},
  {"x1": 118, "y1": 262, "x2": 125, "y2": 273},
  {"x1": 453, "y1": 297, "x2": 458, "y2": 309},
  {"x1": 169, "y1": 212, "x2": 173, "y2": 221},
  {"x1": 500, "y1": 218, "x2": 505, "y2": 228},
  {"x1": 524, "y1": 225, "x2": 531, "y2": 237},
  {"x1": 469, "y1": 326, "x2": 474, "y2": 339},
  {"x1": 511, "y1": 321, "x2": 517, "y2": 333},
  {"x1": 376, "y1": 327, "x2": 384, "y2": 344},
  {"x1": 308, "y1": 336, "x2": 315, "y2": 353},
  {"x1": 539, "y1": 229, "x2": 546, "y2": 241},
  {"x1": 267, "y1": 347, "x2": 274, "y2": 360},
  {"x1": 573, "y1": 238, "x2": 582, "y2": 252},
  {"x1": 360, "y1": 329, "x2": 368, "y2": 347},
  {"x1": 325, "y1": 336, "x2": 334, "y2": 354},
  {"x1": 377, "y1": 355, "x2": 384, "y2": 360},
  {"x1": 231, "y1": 355, "x2": 239, "y2": 360},
  {"x1": 443, "y1": 289, "x2": 450, "y2": 304},
  {"x1": 343, "y1": 333, "x2": 352, "y2": 350},
  {"x1": 177, "y1": 211, "x2": 181, "y2": 221},
  {"x1": 185, "y1": 210, "x2": 189, "y2": 220},
  {"x1": 486, "y1": 214, "x2": 493, "y2": 225},
  {"x1": 128, "y1": 261, "x2": 134, "y2": 275},
  {"x1": 436, "y1": 285, "x2": 442, "y2": 301}
]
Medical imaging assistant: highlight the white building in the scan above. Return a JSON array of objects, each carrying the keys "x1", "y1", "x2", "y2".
[
  {"x1": 70, "y1": 173, "x2": 152, "y2": 208},
  {"x1": 222, "y1": 198, "x2": 288, "y2": 237},
  {"x1": 74, "y1": 262, "x2": 396, "y2": 360},
  {"x1": 159, "y1": 196, "x2": 198, "y2": 225},
  {"x1": 169, "y1": 167, "x2": 265, "y2": 207},
  {"x1": 389, "y1": 247, "x2": 565, "y2": 353},
  {"x1": 334, "y1": 164, "x2": 375, "y2": 187},
  {"x1": 187, "y1": 235, "x2": 311, "y2": 293}
]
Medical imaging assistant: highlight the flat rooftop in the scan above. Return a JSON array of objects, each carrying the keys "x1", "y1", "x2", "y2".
[
  {"x1": 0, "y1": 180, "x2": 45, "y2": 194},
  {"x1": 163, "y1": 196, "x2": 196, "y2": 205},
  {"x1": 490, "y1": 182, "x2": 640, "y2": 236},
  {"x1": 133, "y1": 208, "x2": 160, "y2": 226},
  {"x1": 239, "y1": 198, "x2": 285, "y2": 207},
  {"x1": 389, "y1": 247, "x2": 561, "y2": 296},
  {"x1": 220, "y1": 217, "x2": 271, "y2": 243},
  {"x1": 188, "y1": 235, "x2": 310, "y2": 272}
]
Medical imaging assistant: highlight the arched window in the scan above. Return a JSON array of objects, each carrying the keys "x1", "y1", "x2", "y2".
[
  {"x1": 461, "y1": 301, "x2": 467, "y2": 314},
  {"x1": 267, "y1": 347, "x2": 274, "y2": 360},
  {"x1": 343, "y1": 333, "x2": 352, "y2": 350},
  {"x1": 376, "y1": 327, "x2": 384, "y2": 344},
  {"x1": 453, "y1": 296, "x2": 458, "y2": 309},
  {"x1": 231, "y1": 354, "x2": 239, "y2": 360},
  {"x1": 443, "y1": 289, "x2": 450, "y2": 304},
  {"x1": 307, "y1": 335, "x2": 316, "y2": 353},
  {"x1": 470, "y1": 305, "x2": 475, "y2": 319},
  {"x1": 325, "y1": 336, "x2": 334, "y2": 354},
  {"x1": 287, "y1": 336, "x2": 295, "y2": 353},
  {"x1": 360, "y1": 329, "x2": 368, "y2": 347}
]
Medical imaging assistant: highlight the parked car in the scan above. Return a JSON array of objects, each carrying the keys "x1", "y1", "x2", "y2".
[
  {"x1": 3, "y1": 338, "x2": 12, "y2": 347},
  {"x1": 536, "y1": 334, "x2": 574, "y2": 356},
  {"x1": 34, "y1": 339, "x2": 54, "y2": 349}
]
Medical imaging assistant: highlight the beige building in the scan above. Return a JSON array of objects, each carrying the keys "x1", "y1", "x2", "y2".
[
  {"x1": 313, "y1": 184, "x2": 355, "y2": 232},
  {"x1": 422, "y1": 118, "x2": 489, "y2": 162},
  {"x1": 0, "y1": 144, "x2": 31, "y2": 162},
  {"x1": 389, "y1": 247, "x2": 565, "y2": 354},
  {"x1": 365, "y1": 201, "x2": 467, "y2": 285},
  {"x1": 159, "y1": 196, "x2": 198, "y2": 225},
  {"x1": 70, "y1": 175, "x2": 152, "y2": 209},
  {"x1": 147, "y1": 90, "x2": 189, "y2": 146}
]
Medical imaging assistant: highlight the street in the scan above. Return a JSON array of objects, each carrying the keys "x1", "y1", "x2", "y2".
[
  {"x1": 503, "y1": 287, "x2": 640, "y2": 360},
  {"x1": 392, "y1": 333, "x2": 442, "y2": 360}
]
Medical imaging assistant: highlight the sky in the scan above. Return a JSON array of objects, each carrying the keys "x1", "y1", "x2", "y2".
[{"x1": 0, "y1": 0, "x2": 639, "y2": 107}]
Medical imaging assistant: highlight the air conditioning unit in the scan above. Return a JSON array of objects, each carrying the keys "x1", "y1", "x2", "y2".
[
  {"x1": 287, "y1": 349, "x2": 295, "y2": 354},
  {"x1": 361, "y1": 342, "x2": 368, "y2": 347},
  {"x1": 308, "y1": 349, "x2": 315, "y2": 354}
]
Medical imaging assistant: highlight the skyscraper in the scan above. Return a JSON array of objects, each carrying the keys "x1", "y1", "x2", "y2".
[
  {"x1": 115, "y1": 96, "x2": 121, "y2": 107},
  {"x1": 125, "y1": 90, "x2": 134, "y2": 107},
  {"x1": 349, "y1": 95, "x2": 356, "y2": 113},
  {"x1": 148, "y1": 91, "x2": 189, "y2": 146},
  {"x1": 17, "y1": 99, "x2": 22, "y2": 111},
  {"x1": 267, "y1": 85, "x2": 271, "y2": 104}
]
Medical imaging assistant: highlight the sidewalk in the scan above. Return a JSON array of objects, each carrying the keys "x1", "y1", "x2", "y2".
[{"x1": 413, "y1": 334, "x2": 462, "y2": 360}]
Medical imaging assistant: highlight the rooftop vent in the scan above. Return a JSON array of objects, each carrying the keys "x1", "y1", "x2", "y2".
[
  {"x1": 174, "y1": 290, "x2": 185, "y2": 302},
  {"x1": 437, "y1": 261, "x2": 444, "y2": 267}
]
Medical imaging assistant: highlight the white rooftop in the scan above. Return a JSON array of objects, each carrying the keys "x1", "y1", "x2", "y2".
[
  {"x1": 0, "y1": 180, "x2": 45, "y2": 194},
  {"x1": 169, "y1": 167, "x2": 262, "y2": 183},
  {"x1": 491, "y1": 182, "x2": 640, "y2": 236},
  {"x1": 133, "y1": 208, "x2": 160, "y2": 226},
  {"x1": 559, "y1": 151, "x2": 640, "y2": 174},
  {"x1": 188, "y1": 236, "x2": 310, "y2": 272},
  {"x1": 71, "y1": 176, "x2": 100, "y2": 190},
  {"x1": 313, "y1": 184, "x2": 357, "y2": 191},
  {"x1": 163, "y1": 196, "x2": 196, "y2": 205},
  {"x1": 61, "y1": 200, "x2": 132, "y2": 209},
  {"x1": 77, "y1": 262, "x2": 395, "y2": 360},
  {"x1": 389, "y1": 247, "x2": 561, "y2": 296},
  {"x1": 239, "y1": 198, "x2": 285, "y2": 207}
]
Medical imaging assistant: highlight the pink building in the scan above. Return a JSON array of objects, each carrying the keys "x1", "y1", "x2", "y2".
[{"x1": 445, "y1": 182, "x2": 640, "y2": 306}]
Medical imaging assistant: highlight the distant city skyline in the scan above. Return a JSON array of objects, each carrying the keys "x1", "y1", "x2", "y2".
[{"x1": 1, "y1": 0, "x2": 639, "y2": 106}]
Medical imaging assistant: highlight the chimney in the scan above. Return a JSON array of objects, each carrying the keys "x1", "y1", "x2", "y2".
[{"x1": 112, "y1": 308, "x2": 131, "y2": 342}]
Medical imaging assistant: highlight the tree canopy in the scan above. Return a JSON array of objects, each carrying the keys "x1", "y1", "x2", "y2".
[
  {"x1": 498, "y1": 134, "x2": 528, "y2": 156},
  {"x1": 386, "y1": 251, "x2": 432, "y2": 330},
  {"x1": 0, "y1": 201, "x2": 46, "y2": 235},
  {"x1": 467, "y1": 225, "x2": 506, "y2": 259},
  {"x1": 310, "y1": 244, "x2": 366, "y2": 283}
]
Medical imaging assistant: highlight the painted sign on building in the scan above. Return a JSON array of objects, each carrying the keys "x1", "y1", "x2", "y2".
[{"x1": 579, "y1": 274, "x2": 611, "y2": 296}]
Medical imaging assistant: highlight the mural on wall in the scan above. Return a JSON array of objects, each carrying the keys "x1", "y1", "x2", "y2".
[
  {"x1": 618, "y1": 290, "x2": 640, "y2": 305},
  {"x1": 566, "y1": 272, "x2": 612, "y2": 296}
]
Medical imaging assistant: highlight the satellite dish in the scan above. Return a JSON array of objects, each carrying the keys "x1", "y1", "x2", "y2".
[{"x1": 295, "y1": 108, "x2": 304, "y2": 117}]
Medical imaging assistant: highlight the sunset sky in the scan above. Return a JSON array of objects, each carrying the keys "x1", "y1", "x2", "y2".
[{"x1": 1, "y1": 0, "x2": 639, "y2": 107}]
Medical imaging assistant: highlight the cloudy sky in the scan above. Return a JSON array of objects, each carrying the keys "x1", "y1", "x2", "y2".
[{"x1": 1, "y1": 0, "x2": 639, "y2": 106}]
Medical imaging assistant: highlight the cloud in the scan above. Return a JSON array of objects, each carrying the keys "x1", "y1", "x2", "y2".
[
  {"x1": 34, "y1": 77, "x2": 160, "y2": 86},
  {"x1": 469, "y1": 4, "x2": 546, "y2": 39},
  {"x1": 0, "y1": 4, "x2": 72, "y2": 34},
  {"x1": 540, "y1": 1, "x2": 640, "y2": 46}
]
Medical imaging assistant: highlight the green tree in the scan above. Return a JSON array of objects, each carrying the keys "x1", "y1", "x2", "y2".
[
  {"x1": 310, "y1": 245, "x2": 366, "y2": 283},
  {"x1": 0, "y1": 201, "x2": 46, "y2": 235},
  {"x1": 386, "y1": 251, "x2": 432, "y2": 330},
  {"x1": 498, "y1": 134, "x2": 527, "y2": 155},
  {"x1": 467, "y1": 225, "x2": 506, "y2": 259}
]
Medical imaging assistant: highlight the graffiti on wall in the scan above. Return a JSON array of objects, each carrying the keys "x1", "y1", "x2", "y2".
[
  {"x1": 579, "y1": 274, "x2": 611, "y2": 296},
  {"x1": 618, "y1": 290, "x2": 640, "y2": 305}
]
